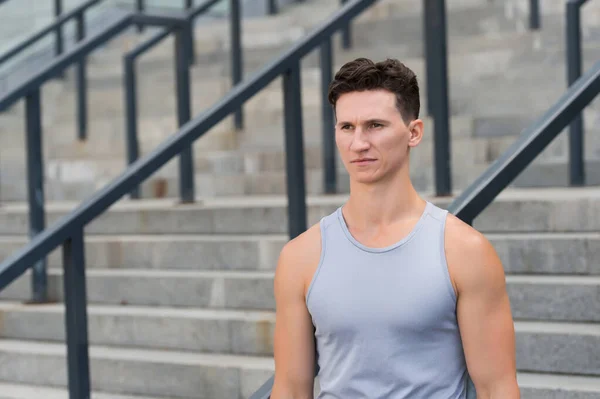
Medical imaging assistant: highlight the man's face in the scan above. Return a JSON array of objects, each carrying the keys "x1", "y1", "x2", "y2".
[{"x1": 334, "y1": 89, "x2": 422, "y2": 185}]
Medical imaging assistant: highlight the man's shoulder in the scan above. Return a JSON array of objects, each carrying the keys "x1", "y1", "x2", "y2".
[
  {"x1": 444, "y1": 213, "x2": 490, "y2": 253},
  {"x1": 443, "y1": 213, "x2": 505, "y2": 295},
  {"x1": 275, "y1": 222, "x2": 323, "y2": 297}
]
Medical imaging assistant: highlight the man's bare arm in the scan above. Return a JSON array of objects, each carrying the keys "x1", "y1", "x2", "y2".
[
  {"x1": 271, "y1": 225, "x2": 321, "y2": 399},
  {"x1": 445, "y1": 215, "x2": 520, "y2": 398}
]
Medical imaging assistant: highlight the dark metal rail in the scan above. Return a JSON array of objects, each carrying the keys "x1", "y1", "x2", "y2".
[
  {"x1": 424, "y1": 0, "x2": 451, "y2": 196},
  {"x1": 566, "y1": 0, "x2": 591, "y2": 186},
  {"x1": 529, "y1": 0, "x2": 540, "y2": 29},
  {"x1": 0, "y1": 2, "x2": 377, "y2": 396},
  {"x1": 0, "y1": 0, "x2": 104, "y2": 66},
  {"x1": 0, "y1": 13, "x2": 191, "y2": 370},
  {"x1": 449, "y1": 60, "x2": 600, "y2": 223}
]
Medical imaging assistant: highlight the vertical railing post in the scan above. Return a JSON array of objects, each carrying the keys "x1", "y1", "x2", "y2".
[
  {"x1": 340, "y1": 0, "x2": 352, "y2": 49},
  {"x1": 62, "y1": 229, "x2": 91, "y2": 399},
  {"x1": 175, "y1": 27, "x2": 195, "y2": 203},
  {"x1": 76, "y1": 12, "x2": 88, "y2": 141},
  {"x1": 320, "y1": 37, "x2": 337, "y2": 194},
  {"x1": 54, "y1": 0, "x2": 64, "y2": 79},
  {"x1": 267, "y1": 0, "x2": 278, "y2": 15},
  {"x1": 282, "y1": 63, "x2": 307, "y2": 239},
  {"x1": 423, "y1": 1, "x2": 434, "y2": 116},
  {"x1": 566, "y1": 0, "x2": 585, "y2": 186},
  {"x1": 25, "y1": 88, "x2": 47, "y2": 304},
  {"x1": 230, "y1": 0, "x2": 244, "y2": 129},
  {"x1": 136, "y1": 0, "x2": 145, "y2": 32},
  {"x1": 185, "y1": 0, "x2": 196, "y2": 65},
  {"x1": 425, "y1": 0, "x2": 452, "y2": 196},
  {"x1": 124, "y1": 55, "x2": 141, "y2": 199},
  {"x1": 54, "y1": 0, "x2": 63, "y2": 57},
  {"x1": 529, "y1": 0, "x2": 540, "y2": 30}
]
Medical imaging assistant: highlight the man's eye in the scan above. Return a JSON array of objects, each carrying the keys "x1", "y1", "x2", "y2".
[
  {"x1": 370, "y1": 123, "x2": 383, "y2": 129},
  {"x1": 341, "y1": 125, "x2": 352, "y2": 130}
]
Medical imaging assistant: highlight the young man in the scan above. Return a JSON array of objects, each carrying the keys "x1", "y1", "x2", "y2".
[{"x1": 271, "y1": 58, "x2": 519, "y2": 398}]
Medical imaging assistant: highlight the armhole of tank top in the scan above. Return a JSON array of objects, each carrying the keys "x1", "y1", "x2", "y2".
[
  {"x1": 439, "y1": 210, "x2": 458, "y2": 305},
  {"x1": 305, "y1": 217, "x2": 328, "y2": 307}
]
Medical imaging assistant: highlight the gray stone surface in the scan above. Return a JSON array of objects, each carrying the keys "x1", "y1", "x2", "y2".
[
  {"x1": 516, "y1": 322, "x2": 600, "y2": 375},
  {"x1": 0, "y1": 0, "x2": 600, "y2": 396},
  {"x1": 0, "y1": 339, "x2": 273, "y2": 399},
  {"x1": 0, "y1": 303, "x2": 275, "y2": 356}
]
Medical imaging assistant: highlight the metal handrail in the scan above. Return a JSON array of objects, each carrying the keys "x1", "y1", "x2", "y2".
[
  {"x1": 529, "y1": 0, "x2": 540, "y2": 29},
  {"x1": 448, "y1": 60, "x2": 600, "y2": 223},
  {"x1": 566, "y1": 0, "x2": 592, "y2": 186},
  {"x1": 0, "y1": 0, "x2": 105, "y2": 65},
  {"x1": 0, "y1": 1, "x2": 373, "y2": 397},
  {"x1": 0, "y1": 17, "x2": 191, "y2": 398}
]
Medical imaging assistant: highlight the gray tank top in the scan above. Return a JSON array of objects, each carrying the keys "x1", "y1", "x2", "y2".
[{"x1": 306, "y1": 201, "x2": 469, "y2": 398}]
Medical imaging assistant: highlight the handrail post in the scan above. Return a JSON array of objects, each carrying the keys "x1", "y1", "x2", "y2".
[
  {"x1": 185, "y1": 0, "x2": 196, "y2": 65},
  {"x1": 230, "y1": 0, "x2": 244, "y2": 129},
  {"x1": 54, "y1": 0, "x2": 63, "y2": 57},
  {"x1": 425, "y1": 0, "x2": 452, "y2": 196},
  {"x1": 567, "y1": 0, "x2": 585, "y2": 186},
  {"x1": 136, "y1": 0, "x2": 145, "y2": 32},
  {"x1": 423, "y1": 0, "x2": 434, "y2": 116},
  {"x1": 124, "y1": 55, "x2": 141, "y2": 199},
  {"x1": 267, "y1": 0, "x2": 278, "y2": 15},
  {"x1": 321, "y1": 37, "x2": 337, "y2": 194},
  {"x1": 54, "y1": 0, "x2": 65, "y2": 79},
  {"x1": 25, "y1": 88, "x2": 47, "y2": 303},
  {"x1": 76, "y1": 12, "x2": 88, "y2": 141},
  {"x1": 529, "y1": 0, "x2": 540, "y2": 30},
  {"x1": 175, "y1": 26, "x2": 195, "y2": 203},
  {"x1": 283, "y1": 62, "x2": 307, "y2": 239},
  {"x1": 340, "y1": 0, "x2": 352, "y2": 49},
  {"x1": 62, "y1": 229, "x2": 91, "y2": 399}
]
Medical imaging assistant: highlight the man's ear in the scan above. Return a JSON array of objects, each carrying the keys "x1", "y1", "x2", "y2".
[{"x1": 407, "y1": 119, "x2": 424, "y2": 147}]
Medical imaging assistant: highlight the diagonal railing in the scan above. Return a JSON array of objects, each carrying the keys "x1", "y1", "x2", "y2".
[
  {"x1": 2, "y1": 0, "x2": 596, "y2": 397},
  {"x1": 0, "y1": 1, "x2": 376, "y2": 397}
]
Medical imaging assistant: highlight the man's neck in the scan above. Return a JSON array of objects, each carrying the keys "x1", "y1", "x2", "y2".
[{"x1": 344, "y1": 171, "x2": 426, "y2": 228}]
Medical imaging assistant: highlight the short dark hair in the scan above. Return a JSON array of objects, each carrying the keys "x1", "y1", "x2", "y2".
[{"x1": 328, "y1": 58, "x2": 420, "y2": 123}]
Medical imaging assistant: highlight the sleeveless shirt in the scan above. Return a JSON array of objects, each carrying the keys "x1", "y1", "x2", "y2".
[{"x1": 306, "y1": 201, "x2": 469, "y2": 398}]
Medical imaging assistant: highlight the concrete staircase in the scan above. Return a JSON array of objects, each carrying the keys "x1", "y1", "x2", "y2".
[
  {"x1": 1, "y1": 0, "x2": 600, "y2": 203},
  {"x1": 0, "y1": 0, "x2": 599, "y2": 397},
  {"x1": 0, "y1": 188, "x2": 599, "y2": 398}
]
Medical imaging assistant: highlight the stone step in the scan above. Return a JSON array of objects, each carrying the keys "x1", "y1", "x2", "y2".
[
  {"x1": 85, "y1": 23, "x2": 600, "y2": 90},
  {"x1": 2, "y1": 271, "x2": 599, "y2": 323},
  {"x1": 506, "y1": 275, "x2": 600, "y2": 322},
  {"x1": 1, "y1": 188, "x2": 600, "y2": 234},
  {"x1": 517, "y1": 372, "x2": 600, "y2": 399},
  {"x1": 1, "y1": 374, "x2": 599, "y2": 399},
  {"x1": 515, "y1": 321, "x2": 600, "y2": 376},
  {"x1": 0, "y1": 302, "x2": 276, "y2": 356},
  {"x1": 0, "y1": 382, "x2": 165, "y2": 399},
  {"x1": 1, "y1": 269, "x2": 275, "y2": 309},
  {"x1": 0, "y1": 228, "x2": 599, "y2": 283},
  {"x1": 96, "y1": 1, "x2": 514, "y2": 68},
  {"x1": 0, "y1": 303, "x2": 599, "y2": 364},
  {"x1": 0, "y1": 339, "x2": 274, "y2": 398},
  {"x1": 0, "y1": 320, "x2": 598, "y2": 385},
  {"x1": 9, "y1": 155, "x2": 600, "y2": 202}
]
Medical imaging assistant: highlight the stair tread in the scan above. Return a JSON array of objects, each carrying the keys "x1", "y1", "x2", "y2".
[
  {"x1": 0, "y1": 301, "x2": 598, "y2": 334},
  {"x1": 0, "y1": 339, "x2": 275, "y2": 368},
  {"x1": 1, "y1": 187, "x2": 600, "y2": 213},
  {"x1": 0, "y1": 382, "x2": 164, "y2": 399},
  {"x1": 518, "y1": 371, "x2": 600, "y2": 391},
  {"x1": 12, "y1": 268, "x2": 600, "y2": 284},
  {"x1": 0, "y1": 301, "x2": 275, "y2": 320}
]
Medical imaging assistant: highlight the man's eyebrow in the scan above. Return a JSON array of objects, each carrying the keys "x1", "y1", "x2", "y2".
[{"x1": 336, "y1": 118, "x2": 389, "y2": 126}]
